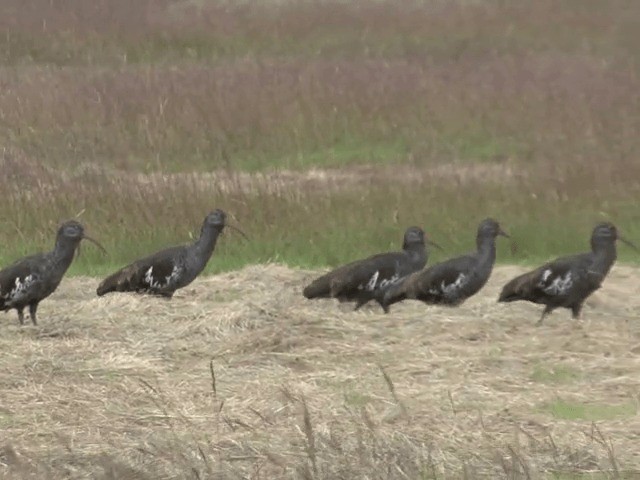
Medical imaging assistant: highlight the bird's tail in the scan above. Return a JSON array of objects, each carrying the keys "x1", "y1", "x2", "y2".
[
  {"x1": 381, "y1": 282, "x2": 408, "y2": 310},
  {"x1": 96, "y1": 266, "x2": 136, "y2": 296},
  {"x1": 302, "y1": 275, "x2": 332, "y2": 299},
  {"x1": 497, "y1": 272, "x2": 534, "y2": 303},
  {"x1": 96, "y1": 273, "x2": 119, "y2": 296}
]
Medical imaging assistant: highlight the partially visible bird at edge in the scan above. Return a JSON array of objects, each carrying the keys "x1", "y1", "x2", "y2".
[
  {"x1": 498, "y1": 222, "x2": 638, "y2": 325},
  {"x1": 0, "y1": 220, "x2": 106, "y2": 325},
  {"x1": 96, "y1": 209, "x2": 246, "y2": 298},
  {"x1": 382, "y1": 218, "x2": 510, "y2": 311},
  {"x1": 303, "y1": 226, "x2": 442, "y2": 313}
]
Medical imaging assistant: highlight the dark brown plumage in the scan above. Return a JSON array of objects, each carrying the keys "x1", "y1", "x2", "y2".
[
  {"x1": 97, "y1": 210, "x2": 242, "y2": 298},
  {"x1": 382, "y1": 218, "x2": 509, "y2": 311},
  {"x1": 0, "y1": 221, "x2": 105, "y2": 325},
  {"x1": 498, "y1": 222, "x2": 638, "y2": 325},
  {"x1": 303, "y1": 226, "x2": 441, "y2": 313}
]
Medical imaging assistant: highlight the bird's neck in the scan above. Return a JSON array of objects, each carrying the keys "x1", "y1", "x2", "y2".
[
  {"x1": 51, "y1": 238, "x2": 79, "y2": 271},
  {"x1": 476, "y1": 236, "x2": 497, "y2": 265},
  {"x1": 403, "y1": 243, "x2": 425, "y2": 262},
  {"x1": 193, "y1": 226, "x2": 222, "y2": 262},
  {"x1": 590, "y1": 243, "x2": 617, "y2": 277}
]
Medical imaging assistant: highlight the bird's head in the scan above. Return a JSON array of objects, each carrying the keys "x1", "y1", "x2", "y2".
[
  {"x1": 477, "y1": 218, "x2": 510, "y2": 241},
  {"x1": 58, "y1": 220, "x2": 85, "y2": 241},
  {"x1": 478, "y1": 218, "x2": 510, "y2": 239},
  {"x1": 591, "y1": 222, "x2": 638, "y2": 251},
  {"x1": 56, "y1": 220, "x2": 107, "y2": 253},
  {"x1": 204, "y1": 209, "x2": 227, "y2": 228},
  {"x1": 403, "y1": 226, "x2": 442, "y2": 251},
  {"x1": 202, "y1": 209, "x2": 248, "y2": 239}
]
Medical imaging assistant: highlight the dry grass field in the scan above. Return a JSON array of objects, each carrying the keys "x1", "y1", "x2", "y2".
[{"x1": 1, "y1": 265, "x2": 640, "y2": 479}]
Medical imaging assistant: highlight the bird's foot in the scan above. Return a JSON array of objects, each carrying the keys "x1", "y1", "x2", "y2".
[
  {"x1": 571, "y1": 304, "x2": 583, "y2": 322},
  {"x1": 572, "y1": 316, "x2": 586, "y2": 330},
  {"x1": 536, "y1": 307, "x2": 553, "y2": 327},
  {"x1": 535, "y1": 314, "x2": 548, "y2": 327}
]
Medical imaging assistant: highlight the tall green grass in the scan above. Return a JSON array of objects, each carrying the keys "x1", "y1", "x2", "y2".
[{"x1": 0, "y1": 163, "x2": 638, "y2": 275}]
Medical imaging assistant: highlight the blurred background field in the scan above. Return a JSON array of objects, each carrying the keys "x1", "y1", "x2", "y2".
[{"x1": 1, "y1": 0, "x2": 639, "y2": 272}]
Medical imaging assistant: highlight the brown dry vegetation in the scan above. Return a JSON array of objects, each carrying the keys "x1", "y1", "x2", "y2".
[
  {"x1": 0, "y1": 1, "x2": 640, "y2": 272},
  {"x1": 1, "y1": 265, "x2": 640, "y2": 479}
]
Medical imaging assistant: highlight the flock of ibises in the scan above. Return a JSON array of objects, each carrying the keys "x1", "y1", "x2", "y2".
[{"x1": 0, "y1": 209, "x2": 637, "y2": 326}]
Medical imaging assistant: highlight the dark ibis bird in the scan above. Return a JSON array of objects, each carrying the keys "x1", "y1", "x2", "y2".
[
  {"x1": 382, "y1": 218, "x2": 509, "y2": 310},
  {"x1": 498, "y1": 222, "x2": 638, "y2": 325},
  {"x1": 0, "y1": 220, "x2": 106, "y2": 325},
  {"x1": 302, "y1": 226, "x2": 441, "y2": 313},
  {"x1": 97, "y1": 209, "x2": 244, "y2": 298}
]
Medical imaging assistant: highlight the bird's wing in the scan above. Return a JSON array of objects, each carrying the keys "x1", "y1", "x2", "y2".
[
  {"x1": 0, "y1": 254, "x2": 46, "y2": 308},
  {"x1": 498, "y1": 254, "x2": 588, "y2": 302},
  {"x1": 403, "y1": 254, "x2": 477, "y2": 304},
  {"x1": 97, "y1": 246, "x2": 185, "y2": 296},
  {"x1": 329, "y1": 252, "x2": 406, "y2": 296},
  {"x1": 303, "y1": 252, "x2": 403, "y2": 299}
]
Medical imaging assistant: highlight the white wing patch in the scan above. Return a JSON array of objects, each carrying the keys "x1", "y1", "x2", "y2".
[
  {"x1": 144, "y1": 266, "x2": 180, "y2": 290},
  {"x1": 379, "y1": 274, "x2": 401, "y2": 290},
  {"x1": 3, "y1": 275, "x2": 36, "y2": 305},
  {"x1": 362, "y1": 271, "x2": 380, "y2": 291},
  {"x1": 430, "y1": 273, "x2": 468, "y2": 297},
  {"x1": 144, "y1": 267, "x2": 159, "y2": 289},
  {"x1": 539, "y1": 270, "x2": 573, "y2": 296},
  {"x1": 359, "y1": 270, "x2": 401, "y2": 292}
]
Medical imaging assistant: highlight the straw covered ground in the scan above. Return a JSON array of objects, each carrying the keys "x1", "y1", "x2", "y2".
[{"x1": 1, "y1": 265, "x2": 639, "y2": 479}]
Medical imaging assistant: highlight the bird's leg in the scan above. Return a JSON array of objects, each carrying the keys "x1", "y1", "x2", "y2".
[
  {"x1": 28, "y1": 303, "x2": 38, "y2": 326},
  {"x1": 353, "y1": 298, "x2": 368, "y2": 311},
  {"x1": 375, "y1": 298, "x2": 390, "y2": 314},
  {"x1": 17, "y1": 308, "x2": 25, "y2": 326},
  {"x1": 571, "y1": 303, "x2": 583, "y2": 321},
  {"x1": 535, "y1": 305, "x2": 553, "y2": 326}
]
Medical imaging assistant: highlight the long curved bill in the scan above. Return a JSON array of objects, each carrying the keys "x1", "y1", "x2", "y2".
[
  {"x1": 426, "y1": 238, "x2": 443, "y2": 251},
  {"x1": 82, "y1": 234, "x2": 108, "y2": 254},
  {"x1": 225, "y1": 224, "x2": 249, "y2": 241},
  {"x1": 619, "y1": 235, "x2": 639, "y2": 251}
]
